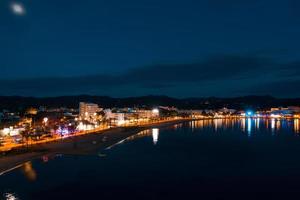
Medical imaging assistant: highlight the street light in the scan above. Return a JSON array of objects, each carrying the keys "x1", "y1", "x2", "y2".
[
  {"x1": 152, "y1": 109, "x2": 160, "y2": 122},
  {"x1": 152, "y1": 108, "x2": 159, "y2": 114},
  {"x1": 43, "y1": 117, "x2": 48, "y2": 124}
]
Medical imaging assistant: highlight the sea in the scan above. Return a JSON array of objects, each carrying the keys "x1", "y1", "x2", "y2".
[{"x1": 1, "y1": 118, "x2": 300, "y2": 200}]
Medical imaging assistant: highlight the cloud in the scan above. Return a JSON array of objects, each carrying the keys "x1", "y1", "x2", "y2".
[
  {"x1": 276, "y1": 61, "x2": 300, "y2": 77},
  {"x1": 139, "y1": 83, "x2": 175, "y2": 89},
  {"x1": 125, "y1": 55, "x2": 269, "y2": 83},
  {"x1": 0, "y1": 54, "x2": 299, "y2": 97},
  {"x1": 244, "y1": 79, "x2": 300, "y2": 97},
  {"x1": 207, "y1": 0, "x2": 261, "y2": 10}
]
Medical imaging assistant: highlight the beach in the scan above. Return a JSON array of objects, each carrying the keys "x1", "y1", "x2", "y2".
[{"x1": 0, "y1": 118, "x2": 191, "y2": 175}]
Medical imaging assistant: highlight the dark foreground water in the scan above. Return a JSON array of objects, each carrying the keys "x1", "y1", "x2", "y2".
[{"x1": 1, "y1": 118, "x2": 300, "y2": 200}]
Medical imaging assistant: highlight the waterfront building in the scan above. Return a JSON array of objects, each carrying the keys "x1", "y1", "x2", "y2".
[
  {"x1": 288, "y1": 106, "x2": 300, "y2": 112},
  {"x1": 79, "y1": 102, "x2": 101, "y2": 121},
  {"x1": 218, "y1": 108, "x2": 236, "y2": 115},
  {"x1": 136, "y1": 109, "x2": 160, "y2": 119}
]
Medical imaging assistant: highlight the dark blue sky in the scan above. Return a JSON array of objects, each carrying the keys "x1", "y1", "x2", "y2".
[{"x1": 1, "y1": 0, "x2": 300, "y2": 97}]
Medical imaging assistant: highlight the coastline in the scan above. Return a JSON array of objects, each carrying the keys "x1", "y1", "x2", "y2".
[{"x1": 0, "y1": 118, "x2": 191, "y2": 175}]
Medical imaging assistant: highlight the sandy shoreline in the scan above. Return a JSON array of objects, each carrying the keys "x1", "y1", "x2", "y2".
[{"x1": 0, "y1": 119, "x2": 191, "y2": 175}]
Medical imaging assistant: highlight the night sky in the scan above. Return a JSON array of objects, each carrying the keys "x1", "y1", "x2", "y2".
[{"x1": 1, "y1": 0, "x2": 300, "y2": 97}]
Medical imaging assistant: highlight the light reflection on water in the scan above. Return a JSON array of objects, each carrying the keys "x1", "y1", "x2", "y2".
[
  {"x1": 2, "y1": 118, "x2": 300, "y2": 199},
  {"x1": 271, "y1": 118, "x2": 276, "y2": 134},
  {"x1": 295, "y1": 119, "x2": 300, "y2": 133},
  {"x1": 184, "y1": 118, "x2": 300, "y2": 135},
  {"x1": 173, "y1": 123, "x2": 183, "y2": 130},
  {"x1": 255, "y1": 118, "x2": 260, "y2": 130},
  {"x1": 21, "y1": 162, "x2": 37, "y2": 182},
  {"x1": 247, "y1": 118, "x2": 252, "y2": 136},
  {"x1": 121, "y1": 118, "x2": 300, "y2": 150},
  {"x1": 152, "y1": 128, "x2": 159, "y2": 145},
  {"x1": 114, "y1": 128, "x2": 160, "y2": 146}
]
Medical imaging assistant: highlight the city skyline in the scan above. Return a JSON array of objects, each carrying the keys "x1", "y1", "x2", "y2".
[{"x1": 2, "y1": 1, "x2": 300, "y2": 199}]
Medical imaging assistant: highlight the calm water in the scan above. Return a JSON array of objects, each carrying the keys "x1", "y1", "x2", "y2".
[{"x1": 1, "y1": 118, "x2": 300, "y2": 200}]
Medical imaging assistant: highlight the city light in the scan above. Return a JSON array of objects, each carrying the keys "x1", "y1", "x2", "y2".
[
  {"x1": 117, "y1": 119, "x2": 125, "y2": 126},
  {"x1": 270, "y1": 114, "x2": 281, "y2": 118},
  {"x1": 77, "y1": 122, "x2": 95, "y2": 131},
  {"x1": 152, "y1": 108, "x2": 159, "y2": 114},
  {"x1": 270, "y1": 114, "x2": 279, "y2": 118},
  {"x1": 43, "y1": 117, "x2": 48, "y2": 124},
  {"x1": 246, "y1": 111, "x2": 253, "y2": 117},
  {"x1": 1, "y1": 100, "x2": 300, "y2": 155},
  {"x1": 0, "y1": 127, "x2": 22, "y2": 136},
  {"x1": 2, "y1": 128, "x2": 10, "y2": 136}
]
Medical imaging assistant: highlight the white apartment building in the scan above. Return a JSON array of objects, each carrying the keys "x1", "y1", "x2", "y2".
[{"x1": 79, "y1": 102, "x2": 101, "y2": 120}]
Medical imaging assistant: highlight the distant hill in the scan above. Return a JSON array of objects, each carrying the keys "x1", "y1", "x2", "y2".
[{"x1": 0, "y1": 95, "x2": 300, "y2": 111}]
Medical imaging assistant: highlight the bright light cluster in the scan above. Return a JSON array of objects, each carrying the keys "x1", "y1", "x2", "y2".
[
  {"x1": 77, "y1": 122, "x2": 95, "y2": 131},
  {"x1": 0, "y1": 127, "x2": 23, "y2": 136},
  {"x1": 152, "y1": 109, "x2": 159, "y2": 114}
]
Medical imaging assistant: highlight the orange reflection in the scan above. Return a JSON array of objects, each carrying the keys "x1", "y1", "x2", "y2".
[
  {"x1": 295, "y1": 119, "x2": 300, "y2": 133},
  {"x1": 213, "y1": 119, "x2": 223, "y2": 132},
  {"x1": 21, "y1": 161, "x2": 37, "y2": 181},
  {"x1": 241, "y1": 118, "x2": 246, "y2": 132},
  {"x1": 127, "y1": 129, "x2": 151, "y2": 141},
  {"x1": 271, "y1": 119, "x2": 276, "y2": 133},
  {"x1": 173, "y1": 123, "x2": 183, "y2": 130},
  {"x1": 276, "y1": 119, "x2": 281, "y2": 130}
]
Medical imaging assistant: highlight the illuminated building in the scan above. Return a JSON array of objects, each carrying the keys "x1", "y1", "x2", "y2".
[
  {"x1": 26, "y1": 108, "x2": 38, "y2": 115},
  {"x1": 79, "y1": 102, "x2": 101, "y2": 121},
  {"x1": 136, "y1": 109, "x2": 159, "y2": 119},
  {"x1": 0, "y1": 126, "x2": 24, "y2": 136},
  {"x1": 109, "y1": 113, "x2": 126, "y2": 126},
  {"x1": 105, "y1": 108, "x2": 160, "y2": 126}
]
